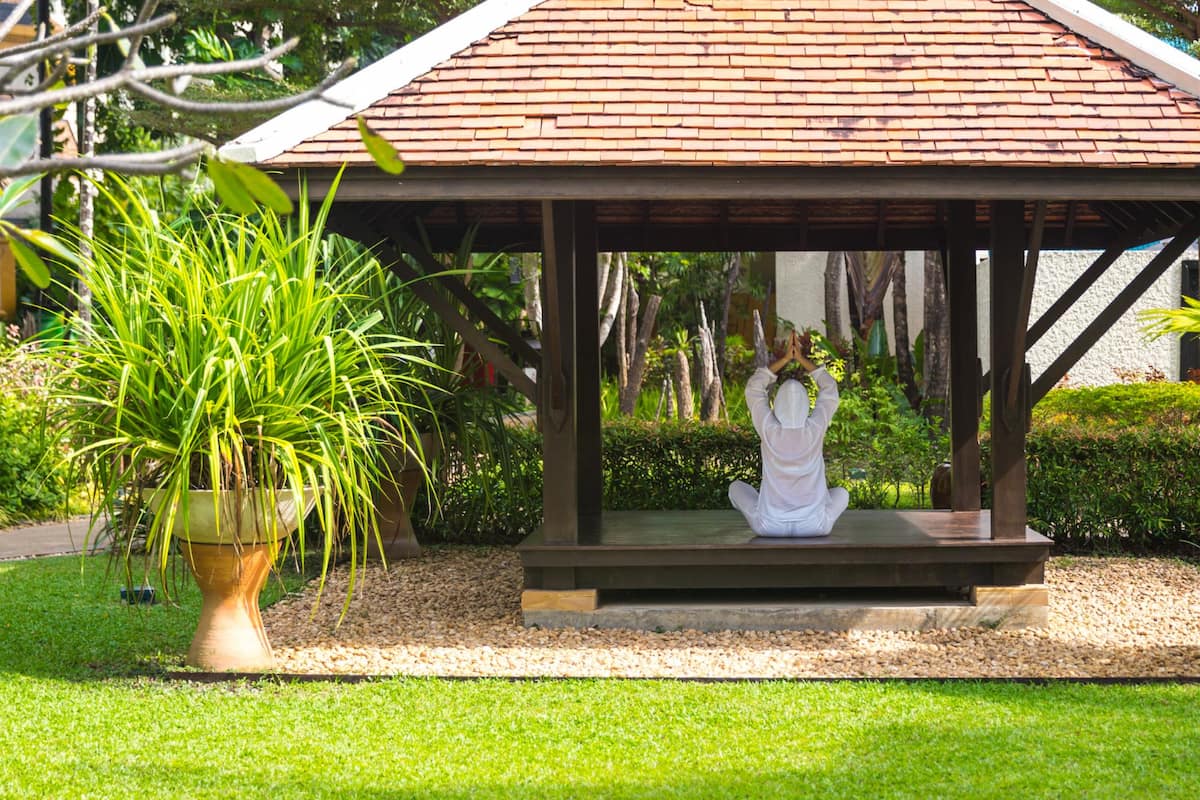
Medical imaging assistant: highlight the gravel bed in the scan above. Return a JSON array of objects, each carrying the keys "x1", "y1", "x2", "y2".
[{"x1": 263, "y1": 547, "x2": 1200, "y2": 678}]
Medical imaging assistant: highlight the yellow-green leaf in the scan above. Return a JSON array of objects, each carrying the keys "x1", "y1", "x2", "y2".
[
  {"x1": 357, "y1": 116, "x2": 405, "y2": 175},
  {"x1": 7, "y1": 235, "x2": 51, "y2": 289},
  {"x1": 19, "y1": 227, "x2": 80, "y2": 267},
  {"x1": 206, "y1": 159, "x2": 258, "y2": 215},
  {"x1": 0, "y1": 115, "x2": 38, "y2": 171},
  {"x1": 224, "y1": 161, "x2": 294, "y2": 215}
]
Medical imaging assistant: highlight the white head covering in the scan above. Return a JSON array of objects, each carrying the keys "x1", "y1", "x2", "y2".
[{"x1": 773, "y1": 379, "x2": 809, "y2": 429}]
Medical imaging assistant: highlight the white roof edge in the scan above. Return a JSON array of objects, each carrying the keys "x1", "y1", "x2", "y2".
[
  {"x1": 1024, "y1": 0, "x2": 1200, "y2": 97},
  {"x1": 219, "y1": 0, "x2": 546, "y2": 164}
]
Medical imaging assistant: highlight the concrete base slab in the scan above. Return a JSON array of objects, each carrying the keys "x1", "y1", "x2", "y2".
[{"x1": 524, "y1": 586, "x2": 1048, "y2": 632}]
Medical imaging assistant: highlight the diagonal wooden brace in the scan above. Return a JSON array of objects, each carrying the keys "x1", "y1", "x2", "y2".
[
  {"x1": 331, "y1": 213, "x2": 539, "y2": 403},
  {"x1": 1031, "y1": 216, "x2": 1200, "y2": 402}
]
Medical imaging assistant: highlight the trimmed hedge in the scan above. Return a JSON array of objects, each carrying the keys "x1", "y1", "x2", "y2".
[
  {"x1": 419, "y1": 417, "x2": 1200, "y2": 553},
  {"x1": 1032, "y1": 382, "x2": 1200, "y2": 429},
  {"x1": 983, "y1": 425, "x2": 1200, "y2": 553},
  {"x1": 415, "y1": 417, "x2": 940, "y2": 544}
]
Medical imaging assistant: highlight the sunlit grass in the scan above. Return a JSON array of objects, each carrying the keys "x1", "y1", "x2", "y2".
[{"x1": 0, "y1": 555, "x2": 1196, "y2": 799}]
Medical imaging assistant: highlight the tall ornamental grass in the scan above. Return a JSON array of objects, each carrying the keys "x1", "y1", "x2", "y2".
[{"x1": 54, "y1": 176, "x2": 430, "y2": 591}]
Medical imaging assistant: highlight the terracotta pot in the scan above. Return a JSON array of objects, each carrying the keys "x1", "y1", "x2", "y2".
[
  {"x1": 143, "y1": 489, "x2": 316, "y2": 671},
  {"x1": 367, "y1": 433, "x2": 440, "y2": 562}
]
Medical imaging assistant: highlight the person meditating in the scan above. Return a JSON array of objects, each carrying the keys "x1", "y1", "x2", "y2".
[{"x1": 729, "y1": 331, "x2": 850, "y2": 537}]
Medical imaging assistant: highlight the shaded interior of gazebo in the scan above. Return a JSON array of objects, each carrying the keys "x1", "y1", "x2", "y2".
[
  {"x1": 228, "y1": 0, "x2": 1200, "y2": 616},
  {"x1": 297, "y1": 171, "x2": 1199, "y2": 603}
]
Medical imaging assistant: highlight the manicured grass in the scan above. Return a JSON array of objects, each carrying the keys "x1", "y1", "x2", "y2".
[{"x1": 1, "y1": 555, "x2": 1198, "y2": 799}]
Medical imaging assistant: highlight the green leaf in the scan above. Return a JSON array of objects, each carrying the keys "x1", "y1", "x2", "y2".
[
  {"x1": 0, "y1": 175, "x2": 41, "y2": 218},
  {"x1": 224, "y1": 161, "x2": 294, "y2": 215},
  {"x1": 206, "y1": 159, "x2": 258, "y2": 215},
  {"x1": 19, "y1": 227, "x2": 80, "y2": 267},
  {"x1": 7, "y1": 235, "x2": 51, "y2": 289},
  {"x1": 357, "y1": 116, "x2": 405, "y2": 175},
  {"x1": 0, "y1": 115, "x2": 39, "y2": 171}
]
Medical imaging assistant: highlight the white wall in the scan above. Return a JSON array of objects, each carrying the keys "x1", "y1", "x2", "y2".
[
  {"x1": 978, "y1": 249, "x2": 1182, "y2": 385},
  {"x1": 777, "y1": 250, "x2": 925, "y2": 352},
  {"x1": 776, "y1": 248, "x2": 1186, "y2": 385}
]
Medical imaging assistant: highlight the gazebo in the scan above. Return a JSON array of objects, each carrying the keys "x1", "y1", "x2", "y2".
[{"x1": 225, "y1": 0, "x2": 1200, "y2": 628}]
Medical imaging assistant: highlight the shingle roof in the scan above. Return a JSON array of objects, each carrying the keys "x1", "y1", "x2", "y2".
[{"x1": 244, "y1": 0, "x2": 1200, "y2": 169}]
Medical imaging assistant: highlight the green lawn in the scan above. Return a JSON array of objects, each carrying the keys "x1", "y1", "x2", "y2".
[{"x1": 1, "y1": 555, "x2": 1197, "y2": 799}]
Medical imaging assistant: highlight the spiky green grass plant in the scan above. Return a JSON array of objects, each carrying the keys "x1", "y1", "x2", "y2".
[{"x1": 52, "y1": 175, "x2": 429, "y2": 596}]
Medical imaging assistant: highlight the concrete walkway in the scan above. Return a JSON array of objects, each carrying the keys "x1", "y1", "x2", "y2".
[{"x1": 0, "y1": 517, "x2": 109, "y2": 561}]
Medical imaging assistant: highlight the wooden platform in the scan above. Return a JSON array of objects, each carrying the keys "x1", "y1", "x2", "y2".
[{"x1": 518, "y1": 510, "x2": 1052, "y2": 592}]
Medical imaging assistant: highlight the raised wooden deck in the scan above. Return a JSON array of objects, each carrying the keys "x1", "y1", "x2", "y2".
[{"x1": 518, "y1": 510, "x2": 1052, "y2": 592}]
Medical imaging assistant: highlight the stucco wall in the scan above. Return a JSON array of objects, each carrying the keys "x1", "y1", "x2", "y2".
[
  {"x1": 776, "y1": 249, "x2": 1185, "y2": 385},
  {"x1": 776, "y1": 250, "x2": 924, "y2": 353},
  {"x1": 978, "y1": 250, "x2": 1182, "y2": 385}
]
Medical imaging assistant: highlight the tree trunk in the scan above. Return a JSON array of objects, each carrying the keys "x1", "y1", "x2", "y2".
[
  {"x1": 698, "y1": 304, "x2": 723, "y2": 422},
  {"x1": 892, "y1": 254, "x2": 921, "y2": 409},
  {"x1": 922, "y1": 249, "x2": 951, "y2": 430},
  {"x1": 521, "y1": 253, "x2": 541, "y2": 337},
  {"x1": 824, "y1": 251, "x2": 843, "y2": 342},
  {"x1": 598, "y1": 251, "x2": 625, "y2": 347},
  {"x1": 618, "y1": 287, "x2": 662, "y2": 415},
  {"x1": 752, "y1": 308, "x2": 770, "y2": 369},
  {"x1": 674, "y1": 348, "x2": 694, "y2": 420},
  {"x1": 715, "y1": 252, "x2": 741, "y2": 381},
  {"x1": 75, "y1": 0, "x2": 99, "y2": 331}
]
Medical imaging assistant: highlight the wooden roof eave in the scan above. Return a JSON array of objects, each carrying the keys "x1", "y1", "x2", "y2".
[{"x1": 280, "y1": 164, "x2": 1200, "y2": 204}]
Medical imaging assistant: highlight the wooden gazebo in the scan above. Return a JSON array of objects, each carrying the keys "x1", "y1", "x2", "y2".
[{"x1": 226, "y1": 0, "x2": 1200, "y2": 627}]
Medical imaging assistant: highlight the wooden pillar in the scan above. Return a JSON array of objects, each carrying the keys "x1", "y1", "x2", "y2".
[
  {"x1": 989, "y1": 200, "x2": 1028, "y2": 540},
  {"x1": 573, "y1": 202, "x2": 603, "y2": 521},
  {"x1": 946, "y1": 201, "x2": 980, "y2": 511},
  {"x1": 540, "y1": 201, "x2": 579, "y2": 546}
]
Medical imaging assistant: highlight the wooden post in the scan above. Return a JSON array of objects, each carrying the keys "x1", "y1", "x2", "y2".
[
  {"x1": 573, "y1": 202, "x2": 603, "y2": 520},
  {"x1": 946, "y1": 201, "x2": 980, "y2": 512},
  {"x1": 989, "y1": 200, "x2": 1028, "y2": 540},
  {"x1": 540, "y1": 201, "x2": 580, "y2": 547}
]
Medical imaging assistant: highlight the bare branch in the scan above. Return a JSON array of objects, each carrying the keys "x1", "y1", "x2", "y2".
[
  {"x1": 0, "y1": 13, "x2": 173, "y2": 86},
  {"x1": 121, "y1": 0, "x2": 161, "y2": 71},
  {"x1": 17, "y1": 55, "x2": 70, "y2": 95},
  {"x1": 0, "y1": 0, "x2": 34, "y2": 44},
  {"x1": 125, "y1": 59, "x2": 354, "y2": 114},
  {"x1": 0, "y1": 141, "x2": 210, "y2": 179},
  {"x1": 0, "y1": 7, "x2": 107, "y2": 62},
  {"x1": 0, "y1": 36, "x2": 302, "y2": 116}
]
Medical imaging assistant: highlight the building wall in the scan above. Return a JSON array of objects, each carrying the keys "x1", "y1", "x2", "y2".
[
  {"x1": 776, "y1": 249, "x2": 1186, "y2": 386},
  {"x1": 978, "y1": 250, "x2": 1182, "y2": 386}
]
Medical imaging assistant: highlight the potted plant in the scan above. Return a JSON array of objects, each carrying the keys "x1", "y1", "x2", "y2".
[{"x1": 53, "y1": 175, "x2": 426, "y2": 671}]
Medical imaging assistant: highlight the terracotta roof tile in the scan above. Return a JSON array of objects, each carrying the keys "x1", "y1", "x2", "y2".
[{"x1": 273, "y1": 0, "x2": 1200, "y2": 168}]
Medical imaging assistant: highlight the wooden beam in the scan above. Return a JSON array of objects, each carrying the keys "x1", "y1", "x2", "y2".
[
  {"x1": 946, "y1": 200, "x2": 980, "y2": 512},
  {"x1": 408, "y1": 223, "x2": 1136, "y2": 255},
  {"x1": 285, "y1": 165, "x2": 1200, "y2": 203},
  {"x1": 330, "y1": 213, "x2": 538, "y2": 402},
  {"x1": 1031, "y1": 216, "x2": 1200, "y2": 402},
  {"x1": 385, "y1": 226, "x2": 541, "y2": 367},
  {"x1": 574, "y1": 201, "x2": 603, "y2": 519},
  {"x1": 541, "y1": 200, "x2": 580, "y2": 545},
  {"x1": 990, "y1": 200, "x2": 1029, "y2": 540},
  {"x1": 1025, "y1": 229, "x2": 1144, "y2": 348},
  {"x1": 1007, "y1": 200, "x2": 1045, "y2": 411}
]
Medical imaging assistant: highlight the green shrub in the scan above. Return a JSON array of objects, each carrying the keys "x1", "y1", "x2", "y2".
[
  {"x1": 1031, "y1": 382, "x2": 1200, "y2": 429},
  {"x1": 0, "y1": 344, "x2": 71, "y2": 526},
  {"x1": 982, "y1": 425, "x2": 1200, "y2": 552},
  {"x1": 981, "y1": 382, "x2": 1200, "y2": 432}
]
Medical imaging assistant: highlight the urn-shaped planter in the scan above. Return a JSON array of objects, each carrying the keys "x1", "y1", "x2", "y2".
[
  {"x1": 144, "y1": 489, "x2": 317, "y2": 672},
  {"x1": 366, "y1": 432, "x2": 441, "y2": 562}
]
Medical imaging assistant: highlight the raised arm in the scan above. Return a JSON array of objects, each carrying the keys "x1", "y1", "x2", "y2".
[
  {"x1": 806, "y1": 364, "x2": 840, "y2": 432},
  {"x1": 745, "y1": 367, "x2": 776, "y2": 435}
]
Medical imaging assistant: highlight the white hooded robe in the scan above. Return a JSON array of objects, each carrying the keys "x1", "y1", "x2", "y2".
[{"x1": 730, "y1": 366, "x2": 847, "y2": 537}]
